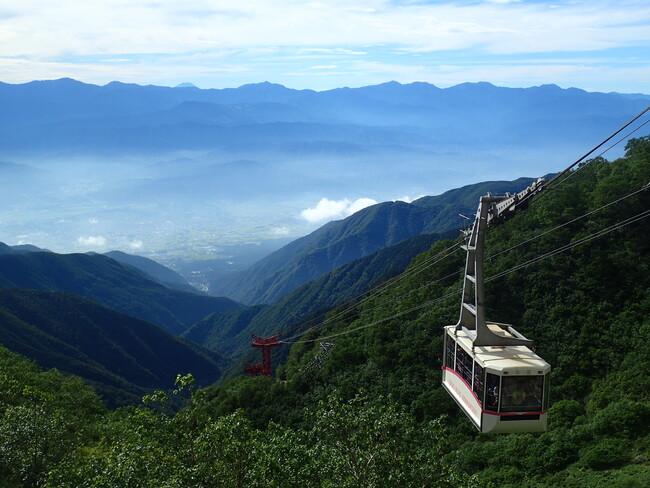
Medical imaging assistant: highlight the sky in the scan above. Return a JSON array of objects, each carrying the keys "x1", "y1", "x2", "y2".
[{"x1": 1, "y1": 0, "x2": 650, "y2": 94}]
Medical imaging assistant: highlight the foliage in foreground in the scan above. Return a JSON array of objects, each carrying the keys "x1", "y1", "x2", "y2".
[{"x1": 0, "y1": 345, "x2": 476, "y2": 487}]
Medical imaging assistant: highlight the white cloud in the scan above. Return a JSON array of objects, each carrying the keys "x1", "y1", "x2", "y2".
[
  {"x1": 347, "y1": 197, "x2": 378, "y2": 214},
  {"x1": 128, "y1": 240, "x2": 143, "y2": 250},
  {"x1": 77, "y1": 235, "x2": 107, "y2": 247},
  {"x1": 301, "y1": 197, "x2": 377, "y2": 223}
]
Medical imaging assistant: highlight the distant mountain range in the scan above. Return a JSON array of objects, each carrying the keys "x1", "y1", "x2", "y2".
[
  {"x1": 208, "y1": 176, "x2": 544, "y2": 304},
  {"x1": 1, "y1": 78, "x2": 647, "y2": 157},
  {"x1": 0, "y1": 242, "x2": 50, "y2": 254}
]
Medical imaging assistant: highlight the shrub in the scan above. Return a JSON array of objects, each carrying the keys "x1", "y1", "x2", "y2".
[
  {"x1": 549, "y1": 399, "x2": 585, "y2": 429},
  {"x1": 590, "y1": 400, "x2": 650, "y2": 439},
  {"x1": 581, "y1": 438, "x2": 631, "y2": 470}
]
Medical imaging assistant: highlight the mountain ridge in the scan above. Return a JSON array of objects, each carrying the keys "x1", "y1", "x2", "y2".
[
  {"x1": 207, "y1": 176, "x2": 543, "y2": 304},
  {"x1": 1, "y1": 78, "x2": 647, "y2": 151},
  {"x1": 0, "y1": 288, "x2": 230, "y2": 407},
  {"x1": 103, "y1": 250, "x2": 198, "y2": 293},
  {"x1": 0, "y1": 250, "x2": 243, "y2": 335}
]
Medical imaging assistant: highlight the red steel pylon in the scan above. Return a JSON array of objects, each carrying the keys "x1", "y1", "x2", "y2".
[{"x1": 243, "y1": 333, "x2": 282, "y2": 376}]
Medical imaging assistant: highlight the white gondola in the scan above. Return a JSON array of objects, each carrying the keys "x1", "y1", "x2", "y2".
[
  {"x1": 442, "y1": 324, "x2": 550, "y2": 433},
  {"x1": 441, "y1": 179, "x2": 551, "y2": 433}
]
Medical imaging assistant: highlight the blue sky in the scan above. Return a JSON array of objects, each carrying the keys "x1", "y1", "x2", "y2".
[{"x1": 1, "y1": 0, "x2": 649, "y2": 93}]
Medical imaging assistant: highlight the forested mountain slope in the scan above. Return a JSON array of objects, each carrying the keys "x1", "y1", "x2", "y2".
[
  {"x1": 0, "y1": 341, "x2": 477, "y2": 487},
  {"x1": 0, "y1": 289, "x2": 229, "y2": 407},
  {"x1": 185, "y1": 232, "x2": 454, "y2": 358},
  {"x1": 0, "y1": 251, "x2": 243, "y2": 335},
  {"x1": 103, "y1": 250, "x2": 199, "y2": 293},
  {"x1": 209, "y1": 177, "x2": 540, "y2": 304}
]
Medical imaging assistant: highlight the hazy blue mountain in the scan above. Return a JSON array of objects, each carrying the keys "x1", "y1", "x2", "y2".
[
  {"x1": 0, "y1": 242, "x2": 50, "y2": 254},
  {"x1": 0, "y1": 160, "x2": 39, "y2": 175},
  {"x1": 0, "y1": 79, "x2": 316, "y2": 131},
  {"x1": 0, "y1": 251, "x2": 243, "y2": 335},
  {"x1": 0, "y1": 288, "x2": 229, "y2": 407},
  {"x1": 1, "y1": 78, "x2": 647, "y2": 155},
  {"x1": 207, "y1": 177, "x2": 541, "y2": 304},
  {"x1": 103, "y1": 250, "x2": 198, "y2": 293}
]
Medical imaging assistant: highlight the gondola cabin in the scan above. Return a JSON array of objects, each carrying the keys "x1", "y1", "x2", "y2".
[{"x1": 442, "y1": 323, "x2": 550, "y2": 433}]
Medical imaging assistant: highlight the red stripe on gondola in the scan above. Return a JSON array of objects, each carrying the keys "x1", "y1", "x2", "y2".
[{"x1": 442, "y1": 366, "x2": 548, "y2": 416}]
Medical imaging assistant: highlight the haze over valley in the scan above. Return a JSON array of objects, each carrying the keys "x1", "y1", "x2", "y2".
[{"x1": 1, "y1": 78, "x2": 648, "y2": 292}]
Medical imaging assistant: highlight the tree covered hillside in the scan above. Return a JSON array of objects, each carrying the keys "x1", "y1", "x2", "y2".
[
  {"x1": 185, "y1": 232, "x2": 453, "y2": 358},
  {"x1": 1, "y1": 137, "x2": 648, "y2": 487},
  {"x1": 207, "y1": 177, "x2": 541, "y2": 305},
  {"x1": 0, "y1": 289, "x2": 230, "y2": 408}
]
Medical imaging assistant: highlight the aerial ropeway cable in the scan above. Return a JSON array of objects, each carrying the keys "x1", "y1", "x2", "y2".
[
  {"x1": 240, "y1": 240, "x2": 464, "y2": 375},
  {"x1": 521, "y1": 105, "x2": 650, "y2": 205},
  {"x1": 280, "y1": 240, "x2": 463, "y2": 343},
  {"x1": 283, "y1": 179, "x2": 650, "y2": 347}
]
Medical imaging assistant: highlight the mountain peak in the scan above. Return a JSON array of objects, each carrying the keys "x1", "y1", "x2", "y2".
[
  {"x1": 24, "y1": 77, "x2": 92, "y2": 89},
  {"x1": 448, "y1": 81, "x2": 497, "y2": 91},
  {"x1": 237, "y1": 81, "x2": 290, "y2": 90}
]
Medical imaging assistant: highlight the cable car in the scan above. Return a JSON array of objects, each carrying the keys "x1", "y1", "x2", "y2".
[
  {"x1": 441, "y1": 179, "x2": 551, "y2": 433},
  {"x1": 442, "y1": 324, "x2": 550, "y2": 433}
]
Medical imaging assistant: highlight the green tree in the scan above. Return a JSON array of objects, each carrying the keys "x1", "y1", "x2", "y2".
[
  {"x1": 46, "y1": 407, "x2": 183, "y2": 488},
  {"x1": 189, "y1": 410, "x2": 259, "y2": 488},
  {"x1": 306, "y1": 394, "x2": 479, "y2": 487}
]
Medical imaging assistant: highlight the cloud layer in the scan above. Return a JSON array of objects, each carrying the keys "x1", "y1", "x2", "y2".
[{"x1": 1, "y1": 1, "x2": 649, "y2": 93}]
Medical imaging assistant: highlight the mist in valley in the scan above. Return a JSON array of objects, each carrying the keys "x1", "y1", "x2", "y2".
[{"x1": 1, "y1": 79, "x2": 646, "y2": 290}]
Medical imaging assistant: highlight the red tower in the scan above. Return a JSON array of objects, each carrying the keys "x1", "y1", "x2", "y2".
[{"x1": 243, "y1": 334, "x2": 282, "y2": 376}]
